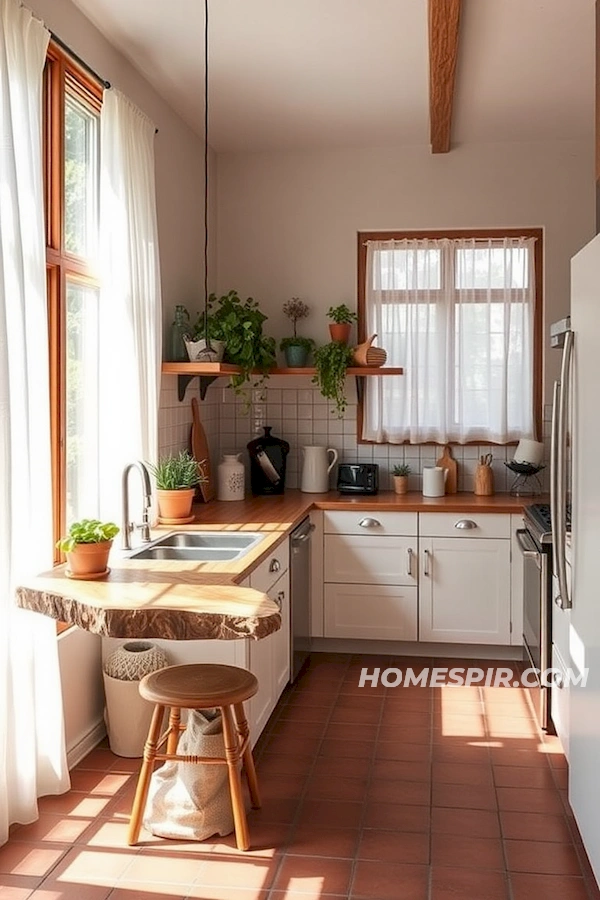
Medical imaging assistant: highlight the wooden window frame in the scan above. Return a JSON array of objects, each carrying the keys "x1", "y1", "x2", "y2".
[
  {"x1": 356, "y1": 227, "x2": 544, "y2": 445},
  {"x1": 44, "y1": 42, "x2": 103, "y2": 568}
]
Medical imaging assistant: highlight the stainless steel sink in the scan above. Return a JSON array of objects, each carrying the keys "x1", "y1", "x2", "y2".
[{"x1": 128, "y1": 531, "x2": 263, "y2": 562}]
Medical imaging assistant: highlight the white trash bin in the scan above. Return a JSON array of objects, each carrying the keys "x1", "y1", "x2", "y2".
[{"x1": 103, "y1": 641, "x2": 168, "y2": 757}]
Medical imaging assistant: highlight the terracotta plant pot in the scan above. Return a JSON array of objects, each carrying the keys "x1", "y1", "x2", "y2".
[
  {"x1": 156, "y1": 488, "x2": 196, "y2": 520},
  {"x1": 329, "y1": 323, "x2": 351, "y2": 344},
  {"x1": 393, "y1": 475, "x2": 409, "y2": 495},
  {"x1": 66, "y1": 540, "x2": 113, "y2": 576}
]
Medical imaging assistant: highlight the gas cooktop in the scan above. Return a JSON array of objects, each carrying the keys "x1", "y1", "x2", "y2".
[{"x1": 524, "y1": 503, "x2": 571, "y2": 545}]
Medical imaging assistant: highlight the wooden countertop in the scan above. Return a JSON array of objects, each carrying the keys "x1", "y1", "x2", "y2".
[{"x1": 15, "y1": 490, "x2": 537, "y2": 640}]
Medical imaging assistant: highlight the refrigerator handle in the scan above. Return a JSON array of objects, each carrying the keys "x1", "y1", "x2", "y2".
[
  {"x1": 550, "y1": 380, "x2": 560, "y2": 576},
  {"x1": 555, "y1": 330, "x2": 574, "y2": 610}
]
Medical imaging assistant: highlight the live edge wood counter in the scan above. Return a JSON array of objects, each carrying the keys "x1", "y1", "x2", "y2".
[{"x1": 15, "y1": 490, "x2": 535, "y2": 641}]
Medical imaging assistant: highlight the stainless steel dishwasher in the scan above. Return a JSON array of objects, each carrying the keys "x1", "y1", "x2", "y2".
[{"x1": 290, "y1": 517, "x2": 313, "y2": 681}]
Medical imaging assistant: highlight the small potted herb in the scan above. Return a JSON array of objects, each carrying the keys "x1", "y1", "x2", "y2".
[
  {"x1": 148, "y1": 451, "x2": 202, "y2": 521},
  {"x1": 312, "y1": 341, "x2": 354, "y2": 418},
  {"x1": 56, "y1": 519, "x2": 119, "y2": 578},
  {"x1": 327, "y1": 304, "x2": 358, "y2": 344},
  {"x1": 391, "y1": 464, "x2": 411, "y2": 495},
  {"x1": 280, "y1": 297, "x2": 315, "y2": 367}
]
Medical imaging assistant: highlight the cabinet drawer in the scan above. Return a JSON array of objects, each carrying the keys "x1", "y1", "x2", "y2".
[
  {"x1": 249, "y1": 538, "x2": 289, "y2": 593},
  {"x1": 324, "y1": 510, "x2": 417, "y2": 536},
  {"x1": 324, "y1": 534, "x2": 417, "y2": 586},
  {"x1": 419, "y1": 512, "x2": 510, "y2": 539},
  {"x1": 324, "y1": 583, "x2": 418, "y2": 640}
]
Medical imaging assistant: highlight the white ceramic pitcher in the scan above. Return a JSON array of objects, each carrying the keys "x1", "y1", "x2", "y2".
[
  {"x1": 422, "y1": 465, "x2": 447, "y2": 497},
  {"x1": 300, "y1": 446, "x2": 338, "y2": 493}
]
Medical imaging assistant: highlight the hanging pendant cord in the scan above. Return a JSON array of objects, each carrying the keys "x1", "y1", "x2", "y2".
[{"x1": 203, "y1": 0, "x2": 212, "y2": 349}]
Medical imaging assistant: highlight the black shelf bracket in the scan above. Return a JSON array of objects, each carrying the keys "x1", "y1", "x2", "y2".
[{"x1": 176, "y1": 373, "x2": 219, "y2": 402}]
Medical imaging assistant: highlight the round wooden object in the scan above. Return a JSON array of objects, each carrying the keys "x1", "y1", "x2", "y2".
[
  {"x1": 353, "y1": 334, "x2": 387, "y2": 367},
  {"x1": 474, "y1": 464, "x2": 494, "y2": 496},
  {"x1": 140, "y1": 663, "x2": 258, "y2": 708}
]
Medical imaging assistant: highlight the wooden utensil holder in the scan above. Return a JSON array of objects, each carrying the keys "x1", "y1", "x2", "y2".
[{"x1": 474, "y1": 463, "x2": 494, "y2": 496}]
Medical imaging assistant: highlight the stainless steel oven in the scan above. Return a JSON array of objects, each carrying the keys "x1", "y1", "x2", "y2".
[{"x1": 518, "y1": 504, "x2": 554, "y2": 732}]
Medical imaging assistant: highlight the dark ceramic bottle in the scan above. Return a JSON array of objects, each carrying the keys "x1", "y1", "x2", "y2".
[{"x1": 247, "y1": 426, "x2": 290, "y2": 495}]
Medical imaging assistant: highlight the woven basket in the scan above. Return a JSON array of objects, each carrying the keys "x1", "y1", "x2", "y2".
[{"x1": 104, "y1": 641, "x2": 168, "y2": 681}]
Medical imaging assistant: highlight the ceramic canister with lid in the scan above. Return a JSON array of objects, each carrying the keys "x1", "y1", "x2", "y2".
[{"x1": 217, "y1": 454, "x2": 245, "y2": 501}]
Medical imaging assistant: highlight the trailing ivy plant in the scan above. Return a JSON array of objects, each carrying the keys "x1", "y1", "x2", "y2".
[
  {"x1": 205, "y1": 290, "x2": 276, "y2": 400},
  {"x1": 312, "y1": 341, "x2": 354, "y2": 418}
]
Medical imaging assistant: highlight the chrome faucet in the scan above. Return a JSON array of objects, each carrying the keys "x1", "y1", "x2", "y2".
[{"x1": 121, "y1": 461, "x2": 152, "y2": 550}]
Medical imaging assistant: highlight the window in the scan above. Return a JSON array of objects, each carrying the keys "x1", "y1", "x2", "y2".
[
  {"x1": 44, "y1": 45, "x2": 103, "y2": 560},
  {"x1": 357, "y1": 229, "x2": 543, "y2": 445}
]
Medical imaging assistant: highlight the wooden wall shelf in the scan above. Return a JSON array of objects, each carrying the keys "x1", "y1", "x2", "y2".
[{"x1": 161, "y1": 362, "x2": 404, "y2": 401}]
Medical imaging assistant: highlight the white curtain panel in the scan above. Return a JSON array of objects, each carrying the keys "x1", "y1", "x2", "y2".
[
  {"x1": 98, "y1": 89, "x2": 162, "y2": 524},
  {"x1": 0, "y1": 0, "x2": 69, "y2": 844},
  {"x1": 363, "y1": 237, "x2": 536, "y2": 444}
]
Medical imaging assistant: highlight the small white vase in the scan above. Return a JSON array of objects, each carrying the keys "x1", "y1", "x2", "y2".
[
  {"x1": 217, "y1": 454, "x2": 245, "y2": 501},
  {"x1": 184, "y1": 337, "x2": 225, "y2": 362}
]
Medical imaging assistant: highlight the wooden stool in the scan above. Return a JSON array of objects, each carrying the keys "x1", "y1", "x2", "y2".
[{"x1": 127, "y1": 663, "x2": 261, "y2": 850}]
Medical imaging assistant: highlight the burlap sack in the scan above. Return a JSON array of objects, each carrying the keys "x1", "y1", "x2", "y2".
[{"x1": 143, "y1": 709, "x2": 235, "y2": 840}]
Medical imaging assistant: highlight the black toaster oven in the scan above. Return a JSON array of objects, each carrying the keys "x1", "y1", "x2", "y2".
[{"x1": 337, "y1": 463, "x2": 379, "y2": 494}]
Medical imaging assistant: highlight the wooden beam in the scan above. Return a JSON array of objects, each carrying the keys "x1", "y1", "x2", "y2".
[{"x1": 428, "y1": 0, "x2": 461, "y2": 153}]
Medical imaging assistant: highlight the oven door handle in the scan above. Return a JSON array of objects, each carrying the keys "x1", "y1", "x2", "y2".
[{"x1": 516, "y1": 529, "x2": 541, "y2": 567}]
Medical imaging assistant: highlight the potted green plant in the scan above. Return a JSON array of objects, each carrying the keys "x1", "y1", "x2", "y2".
[
  {"x1": 312, "y1": 341, "x2": 354, "y2": 418},
  {"x1": 56, "y1": 519, "x2": 119, "y2": 578},
  {"x1": 185, "y1": 302, "x2": 226, "y2": 362},
  {"x1": 207, "y1": 291, "x2": 276, "y2": 397},
  {"x1": 148, "y1": 451, "x2": 202, "y2": 521},
  {"x1": 327, "y1": 304, "x2": 358, "y2": 344},
  {"x1": 391, "y1": 463, "x2": 411, "y2": 495},
  {"x1": 279, "y1": 297, "x2": 315, "y2": 367}
]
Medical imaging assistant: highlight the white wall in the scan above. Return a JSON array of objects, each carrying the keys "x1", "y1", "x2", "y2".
[{"x1": 216, "y1": 140, "x2": 595, "y2": 400}]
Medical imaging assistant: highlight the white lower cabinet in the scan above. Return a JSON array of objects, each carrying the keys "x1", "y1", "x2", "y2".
[
  {"x1": 418, "y1": 536, "x2": 511, "y2": 644},
  {"x1": 324, "y1": 583, "x2": 418, "y2": 640},
  {"x1": 248, "y1": 567, "x2": 290, "y2": 742}
]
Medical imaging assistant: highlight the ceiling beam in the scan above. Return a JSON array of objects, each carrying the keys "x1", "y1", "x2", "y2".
[{"x1": 428, "y1": 0, "x2": 462, "y2": 153}]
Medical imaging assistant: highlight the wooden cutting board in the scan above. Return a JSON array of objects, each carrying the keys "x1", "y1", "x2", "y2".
[
  {"x1": 436, "y1": 444, "x2": 458, "y2": 494},
  {"x1": 191, "y1": 397, "x2": 215, "y2": 502}
]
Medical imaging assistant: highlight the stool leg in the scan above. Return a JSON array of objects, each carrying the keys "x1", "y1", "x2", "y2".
[
  {"x1": 127, "y1": 703, "x2": 164, "y2": 846},
  {"x1": 166, "y1": 706, "x2": 181, "y2": 755},
  {"x1": 233, "y1": 701, "x2": 261, "y2": 809},
  {"x1": 221, "y1": 704, "x2": 250, "y2": 851}
]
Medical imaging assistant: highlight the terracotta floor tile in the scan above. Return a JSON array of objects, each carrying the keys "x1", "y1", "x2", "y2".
[
  {"x1": 351, "y1": 860, "x2": 428, "y2": 899},
  {"x1": 0, "y1": 843, "x2": 67, "y2": 879},
  {"x1": 430, "y1": 866, "x2": 510, "y2": 900},
  {"x1": 500, "y1": 810, "x2": 573, "y2": 842},
  {"x1": 188, "y1": 856, "x2": 276, "y2": 891},
  {"x1": 432, "y1": 781, "x2": 497, "y2": 810},
  {"x1": 186, "y1": 886, "x2": 269, "y2": 900},
  {"x1": 432, "y1": 761, "x2": 494, "y2": 785},
  {"x1": 30, "y1": 881, "x2": 114, "y2": 898},
  {"x1": 0, "y1": 875, "x2": 42, "y2": 900},
  {"x1": 330, "y1": 706, "x2": 382, "y2": 726},
  {"x1": 493, "y1": 764, "x2": 556, "y2": 789},
  {"x1": 258, "y1": 774, "x2": 307, "y2": 802},
  {"x1": 273, "y1": 856, "x2": 352, "y2": 895},
  {"x1": 490, "y1": 748, "x2": 551, "y2": 768},
  {"x1": 305, "y1": 775, "x2": 366, "y2": 802},
  {"x1": 323, "y1": 723, "x2": 379, "y2": 743},
  {"x1": 276, "y1": 706, "x2": 330, "y2": 724},
  {"x1": 257, "y1": 753, "x2": 316, "y2": 777},
  {"x1": 108, "y1": 889, "x2": 187, "y2": 900},
  {"x1": 35, "y1": 794, "x2": 111, "y2": 818},
  {"x1": 269, "y1": 893, "x2": 344, "y2": 900},
  {"x1": 9, "y1": 815, "x2": 92, "y2": 845},
  {"x1": 67, "y1": 770, "x2": 132, "y2": 796},
  {"x1": 378, "y1": 726, "x2": 431, "y2": 745},
  {"x1": 318, "y1": 739, "x2": 373, "y2": 760},
  {"x1": 431, "y1": 743, "x2": 492, "y2": 765},
  {"x1": 374, "y1": 742, "x2": 431, "y2": 763},
  {"x1": 297, "y1": 800, "x2": 363, "y2": 829},
  {"x1": 431, "y1": 807, "x2": 501, "y2": 838},
  {"x1": 310, "y1": 756, "x2": 371, "y2": 779},
  {"x1": 288, "y1": 824, "x2": 360, "y2": 859},
  {"x1": 245, "y1": 798, "x2": 299, "y2": 825},
  {"x1": 362, "y1": 802, "x2": 430, "y2": 833},
  {"x1": 268, "y1": 721, "x2": 326, "y2": 740},
  {"x1": 431, "y1": 834, "x2": 505, "y2": 870},
  {"x1": 367, "y1": 779, "x2": 430, "y2": 806},
  {"x1": 72, "y1": 748, "x2": 117, "y2": 771},
  {"x1": 370, "y1": 759, "x2": 430, "y2": 783},
  {"x1": 504, "y1": 839, "x2": 582, "y2": 875},
  {"x1": 262, "y1": 735, "x2": 322, "y2": 757},
  {"x1": 496, "y1": 786, "x2": 564, "y2": 815},
  {"x1": 45, "y1": 847, "x2": 139, "y2": 888},
  {"x1": 510, "y1": 873, "x2": 589, "y2": 900},
  {"x1": 357, "y1": 829, "x2": 429, "y2": 864}
]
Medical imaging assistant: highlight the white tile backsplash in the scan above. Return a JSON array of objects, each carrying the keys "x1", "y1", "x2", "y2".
[{"x1": 158, "y1": 377, "x2": 548, "y2": 493}]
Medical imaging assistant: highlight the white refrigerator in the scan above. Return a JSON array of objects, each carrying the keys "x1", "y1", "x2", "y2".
[{"x1": 564, "y1": 233, "x2": 600, "y2": 883}]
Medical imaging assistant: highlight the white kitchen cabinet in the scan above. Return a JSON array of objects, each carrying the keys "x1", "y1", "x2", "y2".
[
  {"x1": 324, "y1": 534, "x2": 417, "y2": 586},
  {"x1": 419, "y1": 536, "x2": 511, "y2": 644},
  {"x1": 324, "y1": 583, "x2": 418, "y2": 640},
  {"x1": 248, "y1": 566, "x2": 290, "y2": 741}
]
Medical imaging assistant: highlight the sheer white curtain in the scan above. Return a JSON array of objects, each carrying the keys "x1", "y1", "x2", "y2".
[
  {"x1": 0, "y1": 0, "x2": 69, "y2": 844},
  {"x1": 98, "y1": 89, "x2": 162, "y2": 523},
  {"x1": 363, "y1": 237, "x2": 536, "y2": 444}
]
